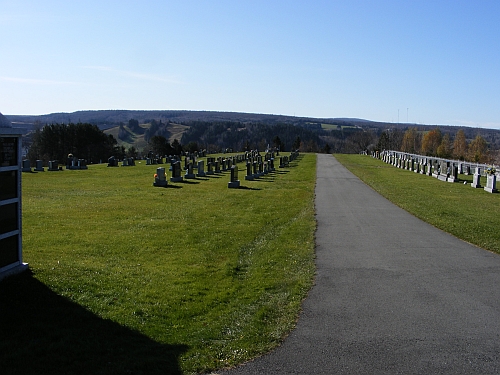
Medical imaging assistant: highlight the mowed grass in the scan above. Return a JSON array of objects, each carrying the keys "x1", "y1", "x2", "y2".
[
  {"x1": 334, "y1": 154, "x2": 500, "y2": 254},
  {"x1": 1, "y1": 154, "x2": 316, "y2": 374}
]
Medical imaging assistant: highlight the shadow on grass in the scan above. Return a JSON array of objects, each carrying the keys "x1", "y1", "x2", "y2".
[
  {"x1": 0, "y1": 271, "x2": 188, "y2": 375},
  {"x1": 154, "y1": 184, "x2": 183, "y2": 189},
  {"x1": 251, "y1": 177, "x2": 275, "y2": 183},
  {"x1": 179, "y1": 179, "x2": 200, "y2": 185},
  {"x1": 237, "y1": 186, "x2": 261, "y2": 191}
]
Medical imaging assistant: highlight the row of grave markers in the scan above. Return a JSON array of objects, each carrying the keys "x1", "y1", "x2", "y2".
[
  {"x1": 372, "y1": 150, "x2": 498, "y2": 193},
  {"x1": 153, "y1": 150, "x2": 300, "y2": 189},
  {"x1": 21, "y1": 158, "x2": 87, "y2": 172}
]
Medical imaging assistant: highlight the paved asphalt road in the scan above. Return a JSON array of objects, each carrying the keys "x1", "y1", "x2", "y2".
[{"x1": 219, "y1": 154, "x2": 500, "y2": 374}]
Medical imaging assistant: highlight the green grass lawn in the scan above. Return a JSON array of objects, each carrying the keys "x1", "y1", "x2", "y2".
[
  {"x1": 334, "y1": 154, "x2": 500, "y2": 254},
  {"x1": 1, "y1": 153, "x2": 316, "y2": 375}
]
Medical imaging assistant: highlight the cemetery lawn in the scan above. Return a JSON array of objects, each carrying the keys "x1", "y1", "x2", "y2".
[
  {"x1": 4, "y1": 154, "x2": 316, "y2": 374},
  {"x1": 335, "y1": 154, "x2": 500, "y2": 254}
]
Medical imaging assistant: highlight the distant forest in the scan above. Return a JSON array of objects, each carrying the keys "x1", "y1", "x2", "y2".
[{"x1": 12, "y1": 110, "x2": 500, "y2": 164}]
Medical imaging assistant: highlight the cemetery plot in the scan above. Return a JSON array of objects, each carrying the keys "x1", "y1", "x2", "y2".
[
  {"x1": 377, "y1": 150, "x2": 498, "y2": 193},
  {"x1": 17, "y1": 153, "x2": 315, "y2": 374}
]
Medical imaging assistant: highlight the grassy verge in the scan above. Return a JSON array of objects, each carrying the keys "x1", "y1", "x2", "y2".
[
  {"x1": 334, "y1": 154, "x2": 500, "y2": 254},
  {"x1": 1, "y1": 153, "x2": 316, "y2": 374}
]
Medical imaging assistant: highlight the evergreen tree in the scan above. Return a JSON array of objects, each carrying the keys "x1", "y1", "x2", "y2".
[
  {"x1": 27, "y1": 123, "x2": 117, "y2": 164},
  {"x1": 171, "y1": 139, "x2": 183, "y2": 155}
]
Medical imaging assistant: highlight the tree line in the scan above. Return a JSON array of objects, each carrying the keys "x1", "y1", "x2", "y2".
[
  {"x1": 27, "y1": 123, "x2": 118, "y2": 164},
  {"x1": 377, "y1": 127, "x2": 493, "y2": 163},
  {"x1": 25, "y1": 121, "x2": 499, "y2": 165},
  {"x1": 178, "y1": 121, "x2": 328, "y2": 153}
]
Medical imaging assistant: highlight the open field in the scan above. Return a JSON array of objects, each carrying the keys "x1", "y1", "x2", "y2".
[
  {"x1": 335, "y1": 154, "x2": 500, "y2": 255},
  {"x1": 104, "y1": 122, "x2": 190, "y2": 150},
  {"x1": 320, "y1": 124, "x2": 358, "y2": 130},
  {"x1": 1, "y1": 153, "x2": 316, "y2": 374}
]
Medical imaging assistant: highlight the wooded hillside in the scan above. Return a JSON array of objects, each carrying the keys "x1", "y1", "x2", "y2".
[{"x1": 9, "y1": 110, "x2": 500, "y2": 163}]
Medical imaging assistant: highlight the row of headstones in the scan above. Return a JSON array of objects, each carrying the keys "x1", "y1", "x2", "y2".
[
  {"x1": 145, "y1": 155, "x2": 182, "y2": 166},
  {"x1": 153, "y1": 158, "x2": 245, "y2": 188},
  {"x1": 107, "y1": 156, "x2": 136, "y2": 167},
  {"x1": 21, "y1": 159, "x2": 85, "y2": 172},
  {"x1": 377, "y1": 151, "x2": 498, "y2": 193},
  {"x1": 154, "y1": 151, "x2": 294, "y2": 188}
]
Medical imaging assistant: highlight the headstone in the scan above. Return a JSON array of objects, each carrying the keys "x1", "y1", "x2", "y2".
[
  {"x1": 107, "y1": 156, "x2": 118, "y2": 167},
  {"x1": 420, "y1": 160, "x2": 426, "y2": 175},
  {"x1": 426, "y1": 160, "x2": 433, "y2": 176},
  {"x1": 206, "y1": 160, "x2": 214, "y2": 175},
  {"x1": 78, "y1": 159, "x2": 88, "y2": 170},
  {"x1": 258, "y1": 161, "x2": 264, "y2": 176},
  {"x1": 170, "y1": 161, "x2": 183, "y2": 182},
  {"x1": 185, "y1": 161, "x2": 196, "y2": 179},
  {"x1": 228, "y1": 166, "x2": 240, "y2": 188},
  {"x1": 153, "y1": 167, "x2": 168, "y2": 187},
  {"x1": 48, "y1": 160, "x2": 59, "y2": 171},
  {"x1": 447, "y1": 164, "x2": 458, "y2": 183},
  {"x1": 197, "y1": 161, "x2": 206, "y2": 177},
  {"x1": 34, "y1": 160, "x2": 44, "y2": 172},
  {"x1": 432, "y1": 160, "x2": 440, "y2": 178},
  {"x1": 471, "y1": 167, "x2": 482, "y2": 188},
  {"x1": 21, "y1": 159, "x2": 31, "y2": 173},
  {"x1": 484, "y1": 171, "x2": 498, "y2": 193},
  {"x1": 245, "y1": 162, "x2": 254, "y2": 180}
]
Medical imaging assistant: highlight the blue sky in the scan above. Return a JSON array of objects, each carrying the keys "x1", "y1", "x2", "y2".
[{"x1": 1, "y1": 0, "x2": 500, "y2": 128}]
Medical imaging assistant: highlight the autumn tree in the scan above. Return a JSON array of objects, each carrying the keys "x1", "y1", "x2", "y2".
[
  {"x1": 400, "y1": 128, "x2": 420, "y2": 153},
  {"x1": 436, "y1": 133, "x2": 452, "y2": 158},
  {"x1": 420, "y1": 128, "x2": 442, "y2": 156},
  {"x1": 467, "y1": 135, "x2": 489, "y2": 163},
  {"x1": 452, "y1": 129, "x2": 467, "y2": 160}
]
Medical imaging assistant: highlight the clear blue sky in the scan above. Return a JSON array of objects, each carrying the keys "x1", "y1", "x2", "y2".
[{"x1": 1, "y1": 0, "x2": 500, "y2": 128}]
